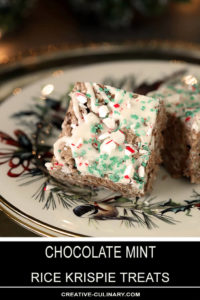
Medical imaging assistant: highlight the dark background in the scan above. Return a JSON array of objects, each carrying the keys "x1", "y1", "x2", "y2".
[{"x1": 0, "y1": 0, "x2": 200, "y2": 64}]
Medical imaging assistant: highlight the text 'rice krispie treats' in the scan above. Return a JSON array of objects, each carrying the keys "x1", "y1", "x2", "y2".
[
  {"x1": 148, "y1": 74, "x2": 200, "y2": 183},
  {"x1": 46, "y1": 82, "x2": 166, "y2": 197}
]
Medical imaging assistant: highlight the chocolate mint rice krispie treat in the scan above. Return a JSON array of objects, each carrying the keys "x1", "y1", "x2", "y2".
[
  {"x1": 46, "y1": 82, "x2": 166, "y2": 197},
  {"x1": 149, "y1": 74, "x2": 200, "y2": 183}
]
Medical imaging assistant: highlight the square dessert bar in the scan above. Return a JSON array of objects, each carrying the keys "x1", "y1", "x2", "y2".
[
  {"x1": 46, "y1": 82, "x2": 166, "y2": 197},
  {"x1": 148, "y1": 74, "x2": 200, "y2": 183}
]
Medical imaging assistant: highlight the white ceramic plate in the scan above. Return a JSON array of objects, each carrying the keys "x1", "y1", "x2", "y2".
[{"x1": 1, "y1": 59, "x2": 200, "y2": 237}]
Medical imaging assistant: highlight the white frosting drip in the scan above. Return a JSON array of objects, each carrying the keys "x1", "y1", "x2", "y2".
[
  {"x1": 53, "y1": 136, "x2": 69, "y2": 164},
  {"x1": 70, "y1": 92, "x2": 83, "y2": 124},
  {"x1": 85, "y1": 82, "x2": 99, "y2": 113}
]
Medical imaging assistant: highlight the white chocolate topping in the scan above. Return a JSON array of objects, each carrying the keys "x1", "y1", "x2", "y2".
[{"x1": 52, "y1": 82, "x2": 160, "y2": 192}]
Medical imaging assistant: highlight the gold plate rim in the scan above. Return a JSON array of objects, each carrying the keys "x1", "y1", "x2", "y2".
[
  {"x1": 0, "y1": 195, "x2": 88, "y2": 237},
  {"x1": 1, "y1": 40, "x2": 200, "y2": 237}
]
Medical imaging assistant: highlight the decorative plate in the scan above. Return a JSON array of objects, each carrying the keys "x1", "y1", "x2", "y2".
[{"x1": 1, "y1": 53, "x2": 200, "y2": 237}]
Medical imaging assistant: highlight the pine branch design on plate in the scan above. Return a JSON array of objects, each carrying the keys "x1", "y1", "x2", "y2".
[{"x1": 1, "y1": 73, "x2": 200, "y2": 229}]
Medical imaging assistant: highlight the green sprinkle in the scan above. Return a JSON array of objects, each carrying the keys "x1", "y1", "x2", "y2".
[
  {"x1": 91, "y1": 125, "x2": 97, "y2": 133},
  {"x1": 110, "y1": 156, "x2": 118, "y2": 162},
  {"x1": 100, "y1": 153, "x2": 109, "y2": 160},
  {"x1": 185, "y1": 111, "x2": 194, "y2": 117},
  {"x1": 118, "y1": 145, "x2": 123, "y2": 152},
  {"x1": 131, "y1": 157, "x2": 135, "y2": 163},
  {"x1": 109, "y1": 174, "x2": 120, "y2": 182},
  {"x1": 119, "y1": 166, "x2": 126, "y2": 174},
  {"x1": 142, "y1": 162, "x2": 147, "y2": 167},
  {"x1": 118, "y1": 99, "x2": 123, "y2": 104},
  {"x1": 86, "y1": 93, "x2": 91, "y2": 98},
  {"x1": 108, "y1": 164, "x2": 113, "y2": 171},
  {"x1": 58, "y1": 149, "x2": 61, "y2": 153},
  {"x1": 102, "y1": 163, "x2": 108, "y2": 171},
  {"x1": 177, "y1": 89, "x2": 183, "y2": 94},
  {"x1": 73, "y1": 152, "x2": 78, "y2": 158},
  {"x1": 141, "y1": 106, "x2": 146, "y2": 111},
  {"x1": 135, "y1": 122, "x2": 141, "y2": 129},
  {"x1": 176, "y1": 103, "x2": 184, "y2": 108},
  {"x1": 131, "y1": 114, "x2": 139, "y2": 120},
  {"x1": 129, "y1": 93, "x2": 133, "y2": 98},
  {"x1": 134, "y1": 172, "x2": 144, "y2": 184},
  {"x1": 95, "y1": 98, "x2": 99, "y2": 106},
  {"x1": 99, "y1": 87, "x2": 103, "y2": 91},
  {"x1": 88, "y1": 166, "x2": 94, "y2": 174},
  {"x1": 114, "y1": 111, "x2": 120, "y2": 115},
  {"x1": 80, "y1": 150, "x2": 86, "y2": 156}
]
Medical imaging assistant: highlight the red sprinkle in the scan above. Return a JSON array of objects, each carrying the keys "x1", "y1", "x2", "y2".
[
  {"x1": 124, "y1": 175, "x2": 130, "y2": 179},
  {"x1": 126, "y1": 146, "x2": 135, "y2": 153},
  {"x1": 44, "y1": 187, "x2": 47, "y2": 191},
  {"x1": 77, "y1": 143, "x2": 83, "y2": 149},
  {"x1": 85, "y1": 163, "x2": 89, "y2": 166},
  {"x1": 71, "y1": 143, "x2": 75, "y2": 146},
  {"x1": 114, "y1": 104, "x2": 120, "y2": 108},
  {"x1": 79, "y1": 163, "x2": 82, "y2": 166},
  {"x1": 185, "y1": 117, "x2": 191, "y2": 122},
  {"x1": 76, "y1": 92, "x2": 83, "y2": 97},
  {"x1": 106, "y1": 140, "x2": 113, "y2": 145},
  {"x1": 54, "y1": 162, "x2": 58, "y2": 165},
  {"x1": 119, "y1": 130, "x2": 124, "y2": 135}
]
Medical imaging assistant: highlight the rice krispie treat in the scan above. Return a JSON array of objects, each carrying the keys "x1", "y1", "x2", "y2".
[
  {"x1": 149, "y1": 74, "x2": 200, "y2": 183},
  {"x1": 46, "y1": 82, "x2": 166, "y2": 197}
]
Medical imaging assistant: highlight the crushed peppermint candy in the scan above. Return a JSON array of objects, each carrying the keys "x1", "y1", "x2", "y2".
[
  {"x1": 101, "y1": 138, "x2": 116, "y2": 154},
  {"x1": 110, "y1": 130, "x2": 125, "y2": 145},
  {"x1": 99, "y1": 105, "x2": 109, "y2": 118},
  {"x1": 138, "y1": 166, "x2": 145, "y2": 177},
  {"x1": 125, "y1": 145, "x2": 135, "y2": 155},
  {"x1": 103, "y1": 117, "x2": 116, "y2": 129},
  {"x1": 76, "y1": 92, "x2": 87, "y2": 104}
]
